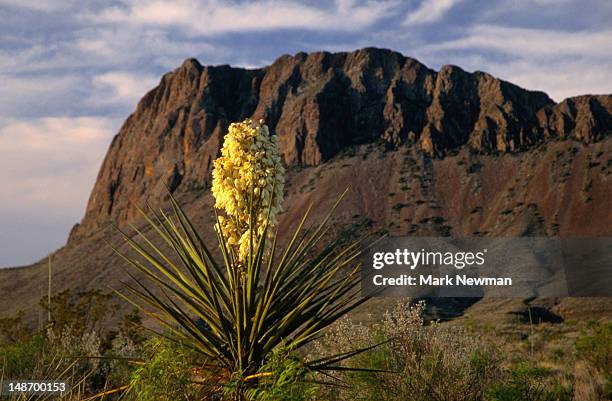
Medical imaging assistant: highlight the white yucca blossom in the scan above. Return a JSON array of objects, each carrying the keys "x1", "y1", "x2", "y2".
[{"x1": 211, "y1": 119, "x2": 285, "y2": 261}]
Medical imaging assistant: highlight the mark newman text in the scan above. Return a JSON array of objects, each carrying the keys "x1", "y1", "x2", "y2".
[{"x1": 372, "y1": 274, "x2": 512, "y2": 287}]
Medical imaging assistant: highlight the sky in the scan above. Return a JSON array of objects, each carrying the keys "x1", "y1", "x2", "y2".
[{"x1": 0, "y1": 0, "x2": 611, "y2": 267}]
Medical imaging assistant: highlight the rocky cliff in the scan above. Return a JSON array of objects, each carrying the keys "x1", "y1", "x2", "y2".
[{"x1": 70, "y1": 47, "x2": 612, "y2": 240}]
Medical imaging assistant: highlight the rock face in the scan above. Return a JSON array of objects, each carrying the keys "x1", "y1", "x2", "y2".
[
  {"x1": 71, "y1": 47, "x2": 612, "y2": 240},
  {"x1": 538, "y1": 95, "x2": 612, "y2": 142}
]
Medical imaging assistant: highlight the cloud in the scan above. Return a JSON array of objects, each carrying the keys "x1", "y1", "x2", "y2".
[
  {"x1": 404, "y1": 0, "x2": 461, "y2": 25},
  {"x1": 0, "y1": 0, "x2": 76, "y2": 11},
  {"x1": 0, "y1": 116, "x2": 118, "y2": 214},
  {"x1": 73, "y1": 26, "x2": 223, "y2": 68},
  {"x1": 91, "y1": 72, "x2": 158, "y2": 108},
  {"x1": 92, "y1": 0, "x2": 399, "y2": 35},
  {"x1": 0, "y1": 74, "x2": 84, "y2": 117},
  {"x1": 0, "y1": 27, "x2": 221, "y2": 119},
  {"x1": 422, "y1": 25, "x2": 612, "y2": 58},
  {"x1": 0, "y1": 115, "x2": 120, "y2": 267},
  {"x1": 0, "y1": 116, "x2": 119, "y2": 266},
  {"x1": 483, "y1": 58, "x2": 611, "y2": 101},
  {"x1": 526, "y1": 0, "x2": 573, "y2": 4},
  {"x1": 0, "y1": 28, "x2": 222, "y2": 75}
]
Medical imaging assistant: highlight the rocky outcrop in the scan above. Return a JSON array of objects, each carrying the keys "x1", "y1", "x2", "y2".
[
  {"x1": 538, "y1": 95, "x2": 612, "y2": 142},
  {"x1": 70, "y1": 47, "x2": 612, "y2": 240}
]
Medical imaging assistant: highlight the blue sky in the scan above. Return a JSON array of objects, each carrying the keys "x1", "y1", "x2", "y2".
[{"x1": 0, "y1": 0, "x2": 611, "y2": 267}]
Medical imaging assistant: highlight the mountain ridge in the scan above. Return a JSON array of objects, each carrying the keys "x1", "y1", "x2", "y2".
[{"x1": 69, "y1": 47, "x2": 611, "y2": 241}]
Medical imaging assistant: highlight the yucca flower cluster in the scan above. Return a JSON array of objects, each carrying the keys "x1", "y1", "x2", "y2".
[{"x1": 212, "y1": 119, "x2": 285, "y2": 261}]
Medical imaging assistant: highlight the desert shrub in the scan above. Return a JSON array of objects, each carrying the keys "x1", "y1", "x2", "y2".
[
  {"x1": 125, "y1": 337, "x2": 207, "y2": 401},
  {"x1": 39, "y1": 290, "x2": 145, "y2": 392},
  {"x1": 39, "y1": 288, "x2": 119, "y2": 337},
  {"x1": 312, "y1": 300, "x2": 501, "y2": 401},
  {"x1": 0, "y1": 310, "x2": 33, "y2": 344},
  {"x1": 46, "y1": 324, "x2": 102, "y2": 380},
  {"x1": 0, "y1": 332, "x2": 45, "y2": 377},
  {"x1": 96, "y1": 309, "x2": 147, "y2": 390},
  {"x1": 245, "y1": 348, "x2": 318, "y2": 401},
  {"x1": 487, "y1": 362, "x2": 573, "y2": 401},
  {"x1": 103, "y1": 328, "x2": 144, "y2": 391},
  {"x1": 0, "y1": 289, "x2": 146, "y2": 398},
  {"x1": 0, "y1": 331, "x2": 99, "y2": 400},
  {"x1": 575, "y1": 321, "x2": 612, "y2": 399},
  {"x1": 575, "y1": 321, "x2": 611, "y2": 373}
]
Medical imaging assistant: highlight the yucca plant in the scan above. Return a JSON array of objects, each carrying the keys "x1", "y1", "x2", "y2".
[{"x1": 113, "y1": 119, "x2": 374, "y2": 399}]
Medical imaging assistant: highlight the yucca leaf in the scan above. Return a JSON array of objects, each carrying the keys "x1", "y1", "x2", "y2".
[{"x1": 116, "y1": 189, "x2": 373, "y2": 389}]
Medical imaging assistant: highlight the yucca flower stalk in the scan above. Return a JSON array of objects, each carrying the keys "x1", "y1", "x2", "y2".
[
  {"x1": 212, "y1": 119, "x2": 284, "y2": 262},
  {"x1": 114, "y1": 119, "x2": 375, "y2": 399}
]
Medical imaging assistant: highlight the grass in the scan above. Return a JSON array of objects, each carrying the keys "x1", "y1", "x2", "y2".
[
  {"x1": 0, "y1": 289, "x2": 145, "y2": 399},
  {"x1": 1, "y1": 295, "x2": 610, "y2": 400},
  {"x1": 575, "y1": 321, "x2": 612, "y2": 398}
]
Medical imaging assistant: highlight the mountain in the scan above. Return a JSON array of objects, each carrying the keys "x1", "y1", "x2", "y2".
[{"x1": 2, "y1": 47, "x2": 611, "y2": 322}]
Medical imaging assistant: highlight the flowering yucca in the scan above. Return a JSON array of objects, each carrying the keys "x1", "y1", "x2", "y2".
[
  {"x1": 211, "y1": 119, "x2": 285, "y2": 261},
  {"x1": 117, "y1": 118, "x2": 373, "y2": 399}
]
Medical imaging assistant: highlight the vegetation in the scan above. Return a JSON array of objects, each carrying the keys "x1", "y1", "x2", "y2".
[
  {"x1": 311, "y1": 301, "x2": 502, "y2": 401},
  {"x1": 575, "y1": 321, "x2": 611, "y2": 373},
  {"x1": 0, "y1": 289, "x2": 144, "y2": 399},
  {"x1": 113, "y1": 119, "x2": 372, "y2": 399},
  {"x1": 487, "y1": 363, "x2": 573, "y2": 401},
  {"x1": 1, "y1": 293, "x2": 610, "y2": 400},
  {"x1": 244, "y1": 347, "x2": 318, "y2": 401},
  {"x1": 126, "y1": 337, "x2": 206, "y2": 401},
  {"x1": 575, "y1": 321, "x2": 612, "y2": 398}
]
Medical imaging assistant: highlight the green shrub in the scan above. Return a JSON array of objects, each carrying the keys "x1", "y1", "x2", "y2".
[
  {"x1": 39, "y1": 288, "x2": 119, "y2": 337},
  {"x1": 245, "y1": 347, "x2": 318, "y2": 401},
  {"x1": 126, "y1": 337, "x2": 206, "y2": 401},
  {"x1": 575, "y1": 321, "x2": 611, "y2": 373},
  {"x1": 0, "y1": 311, "x2": 33, "y2": 344},
  {"x1": 1, "y1": 290, "x2": 146, "y2": 398},
  {"x1": 487, "y1": 362, "x2": 573, "y2": 401},
  {"x1": 0, "y1": 333, "x2": 45, "y2": 377},
  {"x1": 575, "y1": 322, "x2": 612, "y2": 400},
  {"x1": 1, "y1": 334, "x2": 98, "y2": 400}
]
